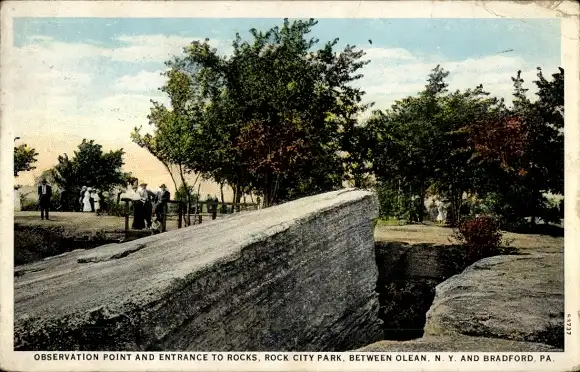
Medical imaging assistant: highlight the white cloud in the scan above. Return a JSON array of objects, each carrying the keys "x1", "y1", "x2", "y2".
[
  {"x1": 109, "y1": 35, "x2": 230, "y2": 62},
  {"x1": 364, "y1": 47, "x2": 416, "y2": 61},
  {"x1": 357, "y1": 48, "x2": 544, "y2": 109},
  {"x1": 112, "y1": 70, "x2": 168, "y2": 93}
]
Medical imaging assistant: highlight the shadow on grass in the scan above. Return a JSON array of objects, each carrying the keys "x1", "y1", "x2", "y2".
[
  {"x1": 14, "y1": 225, "x2": 121, "y2": 266},
  {"x1": 508, "y1": 224, "x2": 564, "y2": 238}
]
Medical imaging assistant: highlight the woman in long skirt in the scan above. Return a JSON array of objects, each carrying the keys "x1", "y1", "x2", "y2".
[
  {"x1": 82, "y1": 188, "x2": 93, "y2": 212},
  {"x1": 132, "y1": 199, "x2": 145, "y2": 229},
  {"x1": 93, "y1": 190, "x2": 101, "y2": 215}
]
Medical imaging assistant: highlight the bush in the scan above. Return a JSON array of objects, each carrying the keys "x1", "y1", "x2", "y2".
[
  {"x1": 105, "y1": 201, "x2": 127, "y2": 217},
  {"x1": 376, "y1": 182, "x2": 416, "y2": 220},
  {"x1": 453, "y1": 215, "x2": 505, "y2": 263},
  {"x1": 21, "y1": 198, "x2": 38, "y2": 211}
]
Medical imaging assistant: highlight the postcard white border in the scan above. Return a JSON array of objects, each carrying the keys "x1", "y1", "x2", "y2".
[{"x1": 1, "y1": 1, "x2": 579, "y2": 371}]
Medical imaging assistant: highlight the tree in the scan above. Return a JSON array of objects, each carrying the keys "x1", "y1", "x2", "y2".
[
  {"x1": 132, "y1": 66, "x2": 208, "y2": 225},
  {"x1": 368, "y1": 66, "x2": 508, "y2": 225},
  {"x1": 367, "y1": 65, "x2": 451, "y2": 222},
  {"x1": 50, "y1": 139, "x2": 133, "y2": 207},
  {"x1": 463, "y1": 68, "x2": 564, "y2": 228},
  {"x1": 14, "y1": 144, "x2": 38, "y2": 177},
  {"x1": 433, "y1": 85, "x2": 505, "y2": 225},
  {"x1": 145, "y1": 18, "x2": 371, "y2": 207}
]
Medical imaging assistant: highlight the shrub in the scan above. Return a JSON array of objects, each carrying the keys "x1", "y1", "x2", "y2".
[
  {"x1": 21, "y1": 198, "x2": 38, "y2": 211},
  {"x1": 106, "y1": 202, "x2": 127, "y2": 217},
  {"x1": 453, "y1": 215, "x2": 505, "y2": 263}
]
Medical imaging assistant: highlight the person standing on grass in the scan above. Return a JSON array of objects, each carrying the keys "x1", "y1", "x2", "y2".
[
  {"x1": 82, "y1": 187, "x2": 92, "y2": 212},
  {"x1": 79, "y1": 186, "x2": 87, "y2": 212},
  {"x1": 154, "y1": 184, "x2": 170, "y2": 224},
  {"x1": 138, "y1": 183, "x2": 153, "y2": 229},
  {"x1": 93, "y1": 189, "x2": 101, "y2": 215},
  {"x1": 131, "y1": 184, "x2": 145, "y2": 230},
  {"x1": 89, "y1": 187, "x2": 95, "y2": 212},
  {"x1": 37, "y1": 178, "x2": 52, "y2": 220}
]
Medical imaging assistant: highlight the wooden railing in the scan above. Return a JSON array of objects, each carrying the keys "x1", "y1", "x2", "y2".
[{"x1": 121, "y1": 198, "x2": 259, "y2": 233}]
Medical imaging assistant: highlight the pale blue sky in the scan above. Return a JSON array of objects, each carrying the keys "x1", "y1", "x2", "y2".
[
  {"x1": 9, "y1": 17, "x2": 561, "y2": 187},
  {"x1": 14, "y1": 17, "x2": 560, "y2": 59}
]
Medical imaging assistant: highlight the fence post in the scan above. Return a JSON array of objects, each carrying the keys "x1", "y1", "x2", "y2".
[
  {"x1": 162, "y1": 203, "x2": 168, "y2": 232},
  {"x1": 177, "y1": 202, "x2": 182, "y2": 229},
  {"x1": 211, "y1": 201, "x2": 217, "y2": 220},
  {"x1": 124, "y1": 200, "x2": 129, "y2": 232}
]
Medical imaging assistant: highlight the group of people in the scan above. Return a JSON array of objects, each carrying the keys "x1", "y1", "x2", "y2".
[
  {"x1": 79, "y1": 186, "x2": 106, "y2": 214},
  {"x1": 35, "y1": 178, "x2": 171, "y2": 229},
  {"x1": 122, "y1": 183, "x2": 170, "y2": 230}
]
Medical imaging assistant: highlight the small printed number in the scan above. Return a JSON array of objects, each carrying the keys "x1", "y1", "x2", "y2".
[{"x1": 566, "y1": 313, "x2": 572, "y2": 335}]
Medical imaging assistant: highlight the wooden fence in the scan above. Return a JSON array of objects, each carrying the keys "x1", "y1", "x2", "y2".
[{"x1": 121, "y1": 198, "x2": 259, "y2": 233}]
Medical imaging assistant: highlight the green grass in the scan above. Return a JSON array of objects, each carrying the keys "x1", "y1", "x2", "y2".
[
  {"x1": 377, "y1": 217, "x2": 408, "y2": 226},
  {"x1": 13, "y1": 211, "x2": 182, "y2": 266}
]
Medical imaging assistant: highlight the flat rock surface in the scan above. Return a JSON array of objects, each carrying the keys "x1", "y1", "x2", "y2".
[
  {"x1": 424, "y1": 252, "x2": 564, "y2": 349},
  {"x1": 15, "y1": 189, "x2": 382, "y2": 351}
]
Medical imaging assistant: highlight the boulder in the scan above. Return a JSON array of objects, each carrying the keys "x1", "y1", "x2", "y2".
[
  {"x1": 361, "y1": 250, "x2": 564, "y2": 352},
  {"x1": 14, "y1": 189, "x2": 382, "y2": 352},
  {"x1": 424, "y1": 253, "x2": 564, "y2": 349}
]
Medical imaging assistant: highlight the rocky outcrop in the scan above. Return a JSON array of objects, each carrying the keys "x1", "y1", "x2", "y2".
[
  {"x1": 14, "y1": 189, "x2": 382, "y2": 352},
  {"x1": 360, "y1": 251, "x2": 564, "y2": 352},
  {"x1": 424, "y1": 253, "x2": 564, "y2": 348}
]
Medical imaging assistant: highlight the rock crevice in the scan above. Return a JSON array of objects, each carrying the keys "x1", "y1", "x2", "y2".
[{"x1": 361, "y1": 250, "x2": 564, "y2": 352}]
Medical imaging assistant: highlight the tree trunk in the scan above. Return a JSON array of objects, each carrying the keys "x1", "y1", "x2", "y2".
[
  {"x1": 418, "y1": 182, "x2": 425, "y2": 223},
  {"x1": 273, "y1": 173, "x2": 280, "y2": 205},
  {"x1": 529, "y1": 191, "x2": 538, "y2": 230},
  {"x1": 164, "y1": 163, "x2": 178, "y2": 198},
  {"x1": 178, "y1": 164, "x2": 190, "y2": 227},
  {"x1": 193, "y1": 182, "x2": 202, "y2": 224},
  {"x1": 235, "y1": 184, "x2": 242, "y2": 212}
]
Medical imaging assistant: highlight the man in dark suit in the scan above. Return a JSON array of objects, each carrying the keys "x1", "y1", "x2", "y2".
[
  {"x1": 154, "y1": 184, "x2": 171, "y2": 224},
  {"x1": 37, "y1": 178, "x2": 52, "y2": 220}
]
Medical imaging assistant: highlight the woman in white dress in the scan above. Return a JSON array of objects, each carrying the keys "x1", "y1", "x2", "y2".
[
  {"x1": 93, "y1": 189, "x2": 101, "y2": 213},
  {"x1": 436, "y1": 200, "x2": 448, "y2": 224},
  {"x1": 82, "y1": 187, "x2": 93, "y2": 212}
]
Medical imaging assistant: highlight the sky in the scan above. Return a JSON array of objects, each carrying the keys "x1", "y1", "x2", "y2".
[{"x1": 8, "y1": 17, "x2": 561, "y2": 196}]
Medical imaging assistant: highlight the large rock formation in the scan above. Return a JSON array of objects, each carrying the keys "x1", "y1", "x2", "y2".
[
  {"x1": 14, "y1": 189, "x2": 382, "y2": 352},
  {"x1": 424, "y1": 253, "x2": 564, "y2": 348},
  {"x1": 360, "y1": 251, "x2": 564, "y2": 352}
]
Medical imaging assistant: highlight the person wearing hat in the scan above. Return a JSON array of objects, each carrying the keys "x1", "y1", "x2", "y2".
[
  {"x1": 37, "y1": 178, "x2": 52, "y2": 220},
  {"x1": 154, "y1": 184, "x2": 171, "y2": 227},
  {"x1": 131, "y1": 183, "x2": 146, "y2": 230},
  {"x1": 138, "y1": 182, "x2": 153, "y2": 229}
]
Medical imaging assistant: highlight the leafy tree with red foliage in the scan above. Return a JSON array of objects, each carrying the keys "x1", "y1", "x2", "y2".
[{"x1": 464, "y1": 68, "x2": 564, "y2": 228}]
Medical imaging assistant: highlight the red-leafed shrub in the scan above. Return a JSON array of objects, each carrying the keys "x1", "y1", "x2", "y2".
[{"x1": 453, "y1": 215, "x2": 505, "y2": 263}]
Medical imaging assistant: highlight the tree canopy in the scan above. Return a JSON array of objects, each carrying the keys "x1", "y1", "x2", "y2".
[
  {"x1": 133, "y1": 18, "x2": 371, "y2": 207},
  {"x1": 50, "y1": 139, "x2": 134, "y2": 194},
  {"x1": 367, "y1": 65, "x2": 564, "y2": 228},
  {"x1": 14, "y1": 144, "x2": 38, "y2": 177},
  {"x1": 132, "y1": 18, "x2": 563, "y2": 230}
]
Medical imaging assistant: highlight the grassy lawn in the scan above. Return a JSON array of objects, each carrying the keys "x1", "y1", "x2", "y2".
[
  {"x1": 374, "y1": 223, "x2": 564, "y2": 253},
  {"x1": 15, "y1": 211, "x2": 127, "y2": 234},
  {"x1": 14, "y1": 211, "x2": 182, "y2": 234},
  {"x1": 13, "y1": 211, "x2": 184, "y2": 266}
]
